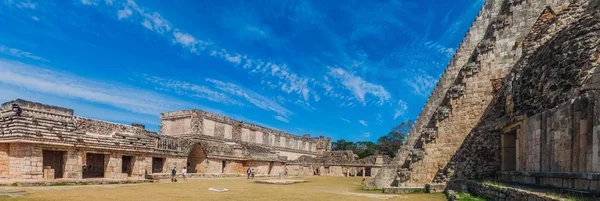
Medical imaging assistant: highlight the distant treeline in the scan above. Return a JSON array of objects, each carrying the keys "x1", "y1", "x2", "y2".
[{"x1": 331, "y1": 120, "x2": 414, "y2": 158}]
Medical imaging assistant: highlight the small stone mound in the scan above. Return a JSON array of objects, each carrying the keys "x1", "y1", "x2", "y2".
[
  {"x1": 208, "y1": 187, "x2": 229, "y2": 192},
  {"x1": 254, "y1": 179, "x2": 308, "y2": 185}
]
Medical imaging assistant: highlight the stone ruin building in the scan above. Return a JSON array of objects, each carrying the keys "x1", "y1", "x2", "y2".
[
  {"x1": 0, "y1": 99, "x2": 338, "y2": 181},
  {"x1": 287, "y1": 150, "x2": 391, "y2": 177},
  {"x1": 366, "y1": 0, "x2": 600, "y2": 198}
]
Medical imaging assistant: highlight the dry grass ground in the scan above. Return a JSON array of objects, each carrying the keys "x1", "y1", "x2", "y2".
[{"x1": 0, "y1": 177, "x2": 446, "y2": 201}]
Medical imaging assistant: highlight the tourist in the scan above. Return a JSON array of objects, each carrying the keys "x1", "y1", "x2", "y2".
[
  {"x1": 171, "y1": 167, "x2": 177, "y2": 182},
  {"x1": 246, "y1": 167, "x2": 252, "y2": 179},
  {"x1": 251, "y1": 168, "x2": 255, "y2": 179},
  {"x1": 182, "y1": 167, "x2": 187, "y2": 181}
]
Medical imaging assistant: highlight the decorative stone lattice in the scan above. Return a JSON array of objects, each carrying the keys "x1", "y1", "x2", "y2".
[
  {"x1": 448, "y1": 84, "x2": 466, "y2": 99},
  {"x1": 420, "y1": 128, "x2": 438, "y2": 143},
  {"x1": 436, "y1": 106, "x2": 451, "y2": 120},
  {"x1": 461, "y1": 62, "x2": 480, "y2": 77}
]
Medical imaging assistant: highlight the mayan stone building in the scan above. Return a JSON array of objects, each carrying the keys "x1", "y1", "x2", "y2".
[
  {"x1": 366, "y1": 0, "x2": 600, "y2": 196},
  {"x1": 0, "y1": 99, "x2": 332, "y2": 180}
]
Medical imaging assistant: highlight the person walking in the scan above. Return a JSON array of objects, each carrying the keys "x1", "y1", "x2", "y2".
[
  {"x1": 171, "y1": 167, "x2": 177, "y2": 182},
  {"x1": 182, "y1": 167, "x2": 187, "y2": 181},
  {"x1": 246, "y1": 167, "x2": 252, "y2": 179},
  {"x1": 250, "y1": 168, "x2": 255, "y2": 179}
]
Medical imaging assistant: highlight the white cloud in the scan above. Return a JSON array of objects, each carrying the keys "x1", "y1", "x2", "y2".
[
  {"x1": 0, "y1": 59, "x2": 199, "y2": 115},
  {"x1": 117, "y1": 8, "x2": 133, "y2": 19},
  {"x1": 425, "y1": 41, "x2": 455, "y2": 58},
  {"x1": 339, "y1": 117, "x2": 351, "y2": 124},
  {"x1": 405, "y1": 71, "x2": 436, "y2": 97},
  {"x1": 101, "y1": 0, "x2": 315, "y2": 106},
  {"x1": 31, "y1": 16, "x2": 39, "y2": 21},
  {"x1": 328, "y1": 67, "x2": 391, "y2": 105},
  {"x1": 206, "y1": 79, "x2": 293, "y2": 117},
  {"x1": 363, "y1": 132, "x2": 371, "y2": 138},
  {"x1": 358, "y1": 120, "x2": 368, "y2": 127},
  {"x1": 0, "y1": 45, "x2": 48, "y2": 62},
  {"x1": 81, "y1": 0, "x2": 97, "y2": 6},
  {"x1": 394, "y1": 99, "x2": 408, "y2": 120},
  {"x1": 142, "y1": 75, "x2": 243, "y2": 106},
  {"x1": 274, "y1": 116, "x2": 289, "y2": 123},
  {"x1": 376, "y1": 114, "x2": 383, "y2": 125}
]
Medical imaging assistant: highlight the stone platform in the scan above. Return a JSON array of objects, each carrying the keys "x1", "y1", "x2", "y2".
[
  {"x1": 382, "y1": 187, "x2": 425, "y2": 194},
  {"x1": 254, "y1": 179, "x2": 308, "y2": 185}
]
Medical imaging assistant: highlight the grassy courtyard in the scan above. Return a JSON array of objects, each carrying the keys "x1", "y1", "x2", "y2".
[{"x1": 0, "y1": 177, "x2": 446, "y2": 201}]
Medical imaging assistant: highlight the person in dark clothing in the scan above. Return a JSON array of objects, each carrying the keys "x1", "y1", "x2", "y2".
[
  {"x1": 246, "y1": 168, "x2": 252, "y2": 179},
  {"x1": 171, "y1": 167, "x2": 177, "y2": 182}
]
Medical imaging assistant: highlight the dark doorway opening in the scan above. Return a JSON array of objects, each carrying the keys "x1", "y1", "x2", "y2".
[
  {"x1": 152, "y1": 157, "x2": 165, "y2": 173},
  {"x1": 42, "y1": 150, "x2": 66, "y2": 179},
  {"x1": 122, "y1": 155, "x2": 134, "y2": 177},
  {"x1": 268, "y1": 162, "x2": 273, "y2": 175},
  {"x1": 83, "y1": 153, "x2": 106, "y2": 178},
  {"x1": 221, "y1": 161, "x2": 226, "y2": 173},
  {"x1": 502, "y1": 130, "x2": 517, "y2": 171},
  {"x1": 365, "y1": 167, "x2": 372, "y2": 177}
]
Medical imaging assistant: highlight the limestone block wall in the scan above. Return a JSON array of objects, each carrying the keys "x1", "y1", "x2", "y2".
[
  {"x1": 160, "y1": 110, "x2": 330, "y2": 159},
  {"x1": 8, "y1": 143, "x2": 43, "y2": 179},
  {"x1": 224, "y1": 161, "x2": 244, "y2": 174},
  {"x1": 205, "y1": 159, "x2": 224, "y2": 173},
  {"x1": 64, "y1": 149, "x2": 83, "y2": 179},
  {"x1": 0, "y1": 144, "x2": 8, "y2": 178},
  {"x1": 244, "y1": 161, "x2": 270, "y2": 175},
  {"x1": 401, "y1": 0, "x2": 576, "y2": 186}
]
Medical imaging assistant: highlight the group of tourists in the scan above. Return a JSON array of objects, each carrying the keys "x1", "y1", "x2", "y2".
[
  {"x1": 246, "y1": 168, "x2": 255, "y2": 179},
  {"x1": 170, "y1": 166, "x2": 187, "y2": 182}
]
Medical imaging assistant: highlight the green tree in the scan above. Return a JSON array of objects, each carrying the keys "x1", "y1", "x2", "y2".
[
  {"x1": 377, "y1": 120, "x2": 414, "y2": 158},
  {"x1": 354, "y1": 141, "x2": 378, "y2": 158}
]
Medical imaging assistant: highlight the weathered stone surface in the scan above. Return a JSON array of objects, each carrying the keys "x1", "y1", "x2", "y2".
[{"x1": 367, "y1": 0, "x2": 600, "y2": 196}]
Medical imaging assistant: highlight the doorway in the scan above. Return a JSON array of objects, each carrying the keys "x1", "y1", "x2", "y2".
[
  {"x1": 501, "y1": 130, "x2": 517, "y2": 171},
  {"x1": 122, "y1": 155, "x2": 134, "y2": 177},
  {"x1": 42, "y1": 150, "x2": 66, "y2": 179},
  {"x1": 83, "y1": 153, "x2": 106, "y2": 178},
  {"x1": 152, "y1": 157, "x2": 165, "y2": 173}
]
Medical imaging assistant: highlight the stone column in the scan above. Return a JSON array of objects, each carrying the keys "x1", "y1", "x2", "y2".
[
  {"x1": 346, "y1": 168, "x2": 349, "y2": 177},
  {"x1": 362, "y1": 167, "x2": 365, "y2": 177}
]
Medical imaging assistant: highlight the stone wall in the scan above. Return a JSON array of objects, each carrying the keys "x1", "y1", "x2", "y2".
[
  {"x1": 160, "y1": 110, "x2": 330, "y2": 160},
  {"x1": 446, "y1": 180, "x2": 563, "y2": 201},
  {"x1": 0, "y1": 143, "x2": 8, "y2": 178},
  {"x1": 368, "y1": 0, "x2": 599, "y2": 189}
]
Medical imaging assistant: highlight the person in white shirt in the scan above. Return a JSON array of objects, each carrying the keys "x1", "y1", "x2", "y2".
[{"x1": 182, "y1": 167, "x2": 187, "y2": 181}]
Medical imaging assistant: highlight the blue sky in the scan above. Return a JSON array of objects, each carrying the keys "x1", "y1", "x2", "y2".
[{"x1": 0, "y1": 0, "x2": 483, "y2": 142}]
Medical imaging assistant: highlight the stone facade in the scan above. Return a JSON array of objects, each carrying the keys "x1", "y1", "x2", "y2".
[
  {"x1": 367, "y1": 0, "x2": 600, "y2": 195},
  {"x1": 287, "y1": 151, "x2": 390, "y2": 177},
  {"x1": 160, "y1": 110, "x2": 331, "y2": 160},
  {"x1": 0, "y1": 99, "x2": 332, "y2": 181}
]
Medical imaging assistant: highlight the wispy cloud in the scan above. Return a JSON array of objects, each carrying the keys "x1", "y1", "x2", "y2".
[
  {"x1": 0, "y1": 45, "x2": 48, "y2": 62},
  {"x1": 393, "y1": 99, "x2": 408, "y2": 120},
  {"x1": 274, "y1": 115, "x2": 289, "y2": 123},
  {"x1": 327, "y1": 67, "x2": 391, "y2": 106},
  {"x1": 339, "y1": 117, "x2": 351, "y2": 124},
  {"x1": 405, "y1": 70, "x2": 436, "y2": 97},
  {"x1": 0, "y1": 59, "x2": 198, "y2": 115},
  {"x1": 206, "y1": 79, "x2": 293, "y2": 117},
  {"x1": 425, "y1": 41, "x2": 455, "y2": 58},
  {"x1": 376, "y1": 114, "x2": 383, "y2": 125},
  {"x1": 362, "y1": 132, "x2": 371, "y2": 138},
  {"x1": 5, "y1": 0, "x2": 37, "y2": 9},
  {"x1": 142, "y1": 75, "x2": 243, "y2": 106},
  {"x1": 358, "y1": 120, "x2": 368, "y2": 127},
  {"x1": 81, "y1": 0, "x2": 98, "y2": 6}
]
